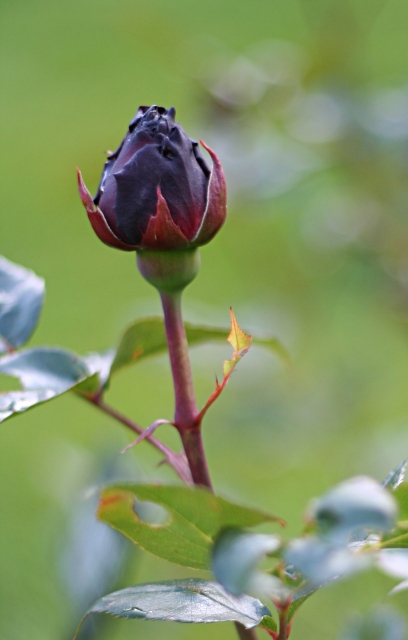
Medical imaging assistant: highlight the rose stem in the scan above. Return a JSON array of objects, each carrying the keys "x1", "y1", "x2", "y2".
[
  {"x1": 160, "y1": 289, "x2": 258, "y2": 639},
  {"x1": 160, "y1": 290, "x2": 212, "y2": 488},
  {"x1": 278, "y1": 606, "x2": 289, "y2": 640},
  {"x1": 234, "y1": 623, "x2": 260, "y2": 640}
]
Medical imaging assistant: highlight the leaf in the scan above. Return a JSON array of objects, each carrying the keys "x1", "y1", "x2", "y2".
[
  {"x1": 383, "y1": 460, "x2": 408, "y2": 491},
  {"x1": 76, "y1": 349, "x2": 116, "y2": 394},
  {"x1": 73, "y1": 579, "x2": 271, "y2": 638},
  {"x1": 223, "y1": 308, "x2": 252, "y2": 377},
  {"x1": 312, "y1": 476, "x2": 398, "y2": 543},
  {"x1": 283, "y1": 477, "x2": 400, "y2": 621},
  {"x1": 287, "y1": 588, "x2": 317, "y2": 622},
  {"x1": 111, "y1": 317, "x2": 168, "y2": 375},
  {"x1": 376, "y1": 549, "x2": 408, "y2": 580},
  {"x1": 388, "y1": 579, "x2": 408, "y2": 596},
  {"x1": 198, "y1": 310, "x2": 255, "y2": 419},
  {"x1": 393, "y1": 482, "x2": 408, "y2": 521},
  {"x1": 380, "y1": 530, "x2": 408, "y2": 550},
  {"x1": 259, "y1": 615, "x2": 278, "y2": 633},
  {"x1": 0, "y1": 348, "x2": 96, "y2": 422},
  {"x1": 0, "y1": 255, "x2": 45, "y2": 352},
  {"x1": 381, "y1": 483, "x2": 408, "y2": 548},
  {"x1": 110, "y1": 316, "x2": 288, "y2": 379},
  {"x1": 284, "y1": 537, "x2": 371, "y2": 588},
  {"x1": 228, "y1": 308, "x2": 252, "y2": 353},
  {"x1": 212, "y1": 528, "x2": 282, "y2": 597},
  {"x1": 98, "y1": 484, "x2": 284, "y2": 570}
]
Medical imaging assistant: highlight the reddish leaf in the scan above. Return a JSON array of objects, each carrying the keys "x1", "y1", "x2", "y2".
[{"x1": 198, "y1": 309, "x2": 252, "y2": 420}]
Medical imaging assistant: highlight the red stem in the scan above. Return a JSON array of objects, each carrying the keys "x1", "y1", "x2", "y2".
[
  {"x1": 234, "y1": 623, "x2": 258, "y2": 640},
  {"x1": 160, "y1": 290, "x2": 212, "y2": 489},
  {"x1": 159, "y1": 290, "x2": 198, "y2": 426},
  {"x1": 160, "y1": 290, "x2": 258, "y2": 640},
  {"x1": 278, "y1": 606, "x2": 289, "y2": 640}
]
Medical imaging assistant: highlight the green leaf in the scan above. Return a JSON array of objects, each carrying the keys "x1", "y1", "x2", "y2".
[
  {"x1": 73, "y1": 579, "x2": 271, "y2": 638},
  {"x1": 383, "y1": 460, "x2": 408, "y2": 491},
  {"x1": 76, "y1": 349, "x2": 116, "y2": 394},
  {"x1": 285, "y1": 476, "x2": 401, "y2": 622},
  {"x1": 111, "y1": 317, "x2": 167, "y2": 375},
  {"x1": 0, "y1": 348, "x2": 96, "y2": 422},
  {"x1": 388, "y1": 580, "x2": 408, "y2": 596},
  {"x1": 377, "y1": 549, "x2": 408, "y2": 580},
  {"x1": 98, "y1": 484, "x2": 284, "y2": 570},
  {"x1": 393, "y1": 482, "x2": 408, "y2": 521},
  {"x1": 380, "y1": 530, "x2": 408, "y2": 549},
  {"x1": 0, "y1": 255, "x2": 45, "y2": 352},
  {"x1": 287, "y1": 588, "x2": 317, "y2": 622},
  {"x1": 110, "y1": 316, "x2": 288, "y2": 378},
  {"x1": 381, "y1": 483, "x2": 408, "y2": 548},
  {"x1": 312, "y1": 476, "x2": 398, "y2": 543},
  {"x1": 284, "y1": 537, "x2": 370, "y2": 587},
  {"x1": 381, "y1": 482, "x2": 408, "y2": 549},
  {"x1": 212, "y1": 528, "x2": 282, "y2": 597},
  {"x1": 259, "y1": 615, "x2": 278, "y2": 633}
]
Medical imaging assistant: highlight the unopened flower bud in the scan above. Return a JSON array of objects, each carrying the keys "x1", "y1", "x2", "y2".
[{"x1": 77, "y1": 105, "x2": 226, "y2": 252}]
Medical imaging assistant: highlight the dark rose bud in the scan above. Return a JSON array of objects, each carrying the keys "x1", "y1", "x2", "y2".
[{"x1": 77, "y1": 105, "x2": 226, "y2": 251}]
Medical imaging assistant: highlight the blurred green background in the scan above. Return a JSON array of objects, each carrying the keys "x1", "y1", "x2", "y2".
[{"x1": 2, "y1": 0, "x2": 408, "y2": 637}]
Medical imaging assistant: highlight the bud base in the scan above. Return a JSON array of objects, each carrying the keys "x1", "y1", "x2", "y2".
[{"x1": 136, "y1": 249, "x2": 200, "y2": 293}]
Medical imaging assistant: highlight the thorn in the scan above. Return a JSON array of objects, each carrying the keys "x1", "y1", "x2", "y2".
[{"x1": 121, "y1": 419, "x2": 171, "y2": 454}]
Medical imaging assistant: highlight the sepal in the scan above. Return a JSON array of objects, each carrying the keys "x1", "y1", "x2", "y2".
[
  {"x1": 77, "y1": 168, "x2": 138, "y2": 251},
  {"x1": 192, "y1": 141, "x2": 227, "y2": 246},
  {"x1": 140, "y1": 187, "x2": 190, "y2": 250}
]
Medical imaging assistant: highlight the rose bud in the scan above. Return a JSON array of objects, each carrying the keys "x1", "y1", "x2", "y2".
[{"x1": 77, "y1": 105, "x2": 226, "y2": 252}]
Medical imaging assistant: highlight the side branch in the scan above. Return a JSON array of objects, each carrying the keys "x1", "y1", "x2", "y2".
[{"x1": 84, "y1": 396, "x2": 192, "y2": 484}]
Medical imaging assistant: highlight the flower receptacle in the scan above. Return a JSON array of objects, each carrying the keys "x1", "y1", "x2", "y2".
[{"x1": 136, "y1": 249, "x2": 200, "y2": 293}]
